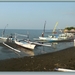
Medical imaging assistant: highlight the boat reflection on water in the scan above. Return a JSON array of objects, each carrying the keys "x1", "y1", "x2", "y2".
[
  {"x1": 0, "y1": 42, "x2": 34, "y2": 60},
  {"x1": 8, "y1": 42, "x2": 35, "y2": 56},
  {"x1": 16, "y1": 45, "x2": 35, "y2": 56}
]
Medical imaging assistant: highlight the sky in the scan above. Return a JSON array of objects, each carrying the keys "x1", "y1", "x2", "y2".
[{"x1": 0, "y1": 2, "x2": 75, "y2": 29}]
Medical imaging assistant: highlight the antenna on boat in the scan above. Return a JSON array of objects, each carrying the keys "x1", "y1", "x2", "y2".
[
  {"x1": 2, "y1": 24, "x2": 8, "y2": 37},
  {"x1": 42, "y1": 21, "x2": 46, "y2": 37}
]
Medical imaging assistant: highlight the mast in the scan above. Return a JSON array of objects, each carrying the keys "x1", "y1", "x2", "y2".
[
  {"x1": 27, "y1": 31, "x2": 29, "y2": 41},
  {"x1": 42, "y1": 21, "x2": 46, "y2": 37},
  {"x1": 2, "y1": 24, "x2": 8, "y2": 37},
  {"x1": 52, "y1": 22, "x2": 58, "y2": 34}
]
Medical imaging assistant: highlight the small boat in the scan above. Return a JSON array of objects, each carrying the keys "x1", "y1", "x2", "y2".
[
  {"x1": 0, "y1": 24, "x2": 14, "y2": 43},
  {"x1": 34, "y1": 33, "x2": 74, "y2": 43},
  {"x1": 0, "y1": 34, "x2": 14, "y2": 43},
  {"x1": 14, "y1": 33, "x2": 36, "y2": 50},
  {"x1": 0, "y1": 25, "x2": 8, "y2": 43},
  {"x1": 0, "y1": 37, "x2": 7, "y2": 43},
  {"x1": 14, "y1": 32, "x2": 52, "y2": 50},
  {"x1": 34, "y1": 21, "x2": 74, "y2": 42},
  {"x1": 14, "y1": 40, "x2": 36, "y2": 50}
]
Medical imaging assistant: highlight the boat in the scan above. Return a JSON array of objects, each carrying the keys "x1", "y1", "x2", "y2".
[
  {"x1": 34, "y1": 33, "x2": 74, "y2": 43},
  {"x1": 14, "y1": 33, "x2": 36, "y2": 50},
  {"x1": 0, "y1": 34, "x2": 14, "y2": 43},
  {"x1": 0, "y1": 25, "x2": 8, "y2": 43},
  {"x1": 14, "y1": 32, "x2": 52, "y2": 50},
  {"x1": 14, "y1": 40, "x2": 36, "y2": 50},
  {"x1": 34, "y1": 21, "x2": 74, "y2": 42},
  {"x1": 0, "y1": 37, "x2": 7, "y2": 43},
  {"x1": 0, "y1": 24, "x2": 14, "y2": 43}
]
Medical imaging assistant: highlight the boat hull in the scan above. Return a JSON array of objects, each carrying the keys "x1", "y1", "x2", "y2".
[
  {"x1": 15, "y1": 40, "x2": 36, "y2": 50},
  {"x1": 39, "y1": 36, "x2": 74, "y2": 43},
  {"x1": 0, "y1": 37, "x2": 7, "y2": 43}
]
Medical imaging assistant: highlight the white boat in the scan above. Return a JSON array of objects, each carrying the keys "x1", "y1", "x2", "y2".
[
  {"x1": 0, "y1": 24, "x2": 14, "y2": 43},
  {"x1": 0, "y1": 37, "x2": 7, "y2": 43},
  {"x1": 34, "y1": 33, "x2": 74, "y2": 42},
  {"x1": 14, "y1": 40, "x2": 36, "y2": 50},
  {"x1": 14, "y1": 33, "x2": 36, "y2": 50},
  {"x1": 34, "y1": 21, "x2": 74, "y2": 42},
  {"x1": 0, "y1": 35, "x2": 14, "y2": 43}
]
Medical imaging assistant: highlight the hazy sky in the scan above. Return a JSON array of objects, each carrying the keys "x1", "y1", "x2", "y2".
[{"x1": 0, "y1": 2, "x2": 75, "y2": 29}]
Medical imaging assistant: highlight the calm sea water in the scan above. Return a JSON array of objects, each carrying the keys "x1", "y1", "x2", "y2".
[{"x1": 0, "y1": 29, "x2": 74, "y2": 60}]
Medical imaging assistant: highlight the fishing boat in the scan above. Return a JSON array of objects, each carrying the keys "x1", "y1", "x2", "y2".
[
  {"x1": 0, "y1": 34, "x2": 14, "y2": 43},
  {"x1": 43, "y1": 33, "x2": 74, "y2": 42},
  {"x1": 14, "y1": 32, "x2": 52, "y2": 50},
  {"x1": 0, "y1": 25, "x2": 8, "y2": 43},
  {"x1": 14, "y1": 33, "x2": 36, "y2": 50},
  {"x1": 34, "y1": 22, "x2": 74, "y2": 42},
  {"x1": 0, "y1": 37, "x2": 7, "y2": 43},
  {"x1": 14, "y1": 40, "x2": 36, "y2": 50},
  {"x1": 34, "y1": 33, "x2": 74, "y2": 43},
  {"x1": 0, "y1": 24, "x2": 14, "y2": 43}
]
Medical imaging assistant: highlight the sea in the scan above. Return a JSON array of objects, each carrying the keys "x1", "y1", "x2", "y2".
[{"x1": 0, "y1": 29, "x2": 74, "y2": 60}]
